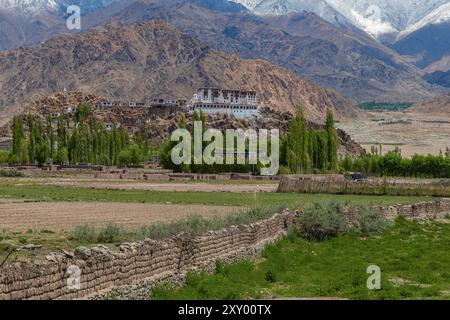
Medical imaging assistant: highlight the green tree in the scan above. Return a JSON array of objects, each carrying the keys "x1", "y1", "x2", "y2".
[
  {"x1": 27, "y1": 114, "x2": 36, "y2": 162},
  {"x1": 12, "y1": 116, "x2": 25, "y2": 161},
  {"x1": 55, "y1": 147, "x2": 69, "y2": 165},
  {"x1": 284, "y1": 106, "x2": 310, "y2": 173},
  {"x1": 325, "y1": 109, "x2": 339, "y2": 170},
  {"x1": 0, "y1": 150, "x2": 10, "y2": 164}
]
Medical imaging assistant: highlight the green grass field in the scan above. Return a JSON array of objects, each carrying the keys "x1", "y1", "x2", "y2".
[
  {"x1": 0, "y1": 184, "x2": 431, "y2": 208},
  {"x1": 152, "y1": 218, "x2": 450, "y2": 300}
]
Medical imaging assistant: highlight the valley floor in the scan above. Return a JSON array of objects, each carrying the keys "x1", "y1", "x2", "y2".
[
  {"x1": 337, "y1": 111, "x2": 450, "y2": 158},
  {"x1": 0, "y1": 178, "x2": 430, "y2": 262}
]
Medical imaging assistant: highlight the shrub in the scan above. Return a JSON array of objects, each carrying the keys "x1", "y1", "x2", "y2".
[
  {"x1": 265, "y1": 270, "x2": 277, "y2": 283},
  {"x1": 97, "y1": 222, "x2": 126, "y2": 243},
  {"x1": 136, "y1": 207, "x2": 281, "y2": 240},
  {"x1": 70, "y1": 224, "x2": 97, "y2": 243},
  {"x1": 298, "y1": 202, "x2": 348, "y2": 241},
  {"x1": 0, "y1": 150, "x2": 10, "y2": 164},
  {"x1": 352, "y1": 207, "x2": 391, "y2": 234},
  {"x1": 71, "y1": 223, "x2": 125, "y2": 243},
  {"x1": 18, "y1": 236, "x2": 28, "y2": 245},
  {"x1": 215, "y1": 259, "x2": 225, "y2": 274},
  {"x1": 0, "y1": 170, "x2": 24, "y2": 177}
]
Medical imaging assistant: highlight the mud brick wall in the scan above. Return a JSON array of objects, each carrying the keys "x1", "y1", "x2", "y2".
[
  {"x1": 277, "y1": 175, "x2": 450, "y2": 197},
  {"x1": 0, "y1": 212, "x2": 294, "y2": 300},
  {"x1": 386, "y1": 198, "x2": 450, "y2": 220},
  {"x1": 345, "y1": 198, "x2": 450, "y2": 222}
]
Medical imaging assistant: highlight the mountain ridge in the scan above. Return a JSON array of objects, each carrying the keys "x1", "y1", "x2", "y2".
[{"x1": 0, "y1": 20, "x2": 362, "y2": 126}]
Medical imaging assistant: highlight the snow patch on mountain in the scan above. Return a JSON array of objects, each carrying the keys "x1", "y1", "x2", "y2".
[
  {"x1": 0, "y1": 0, "x2": 58, "y2": 11},
  {"x1": 398, "y1": 2, "x2": 450, "y2": 39},
  {"x1": 232, "y1": 0, "x2": 260, "y2": 10},
  {"x1": 232, "y1": 0, "x2": 450, "y2": 39}
]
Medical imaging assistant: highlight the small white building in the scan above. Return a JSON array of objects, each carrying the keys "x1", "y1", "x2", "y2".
[
  {"x1": 188, "y1": 88, "x2": 261, "y2": 118},
  {"x1": 97, "y1": 100, "x2": 146, "y2": 109}
]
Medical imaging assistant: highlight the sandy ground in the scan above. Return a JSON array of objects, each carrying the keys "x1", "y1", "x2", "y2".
[
  {"x1": 337, "y1": 111, "x2": 450, "y2": 158},
  {"x1": 45, "y1": 180, "x2": 279, "y2": 193},
  {"x1": 0, "y1": 201, "x2": 243, "y2": 232},
  {"x1": 5, "y1": 177, "x2": 279, "y2": 193}
]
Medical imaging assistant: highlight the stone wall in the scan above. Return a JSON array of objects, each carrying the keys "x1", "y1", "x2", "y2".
[
  {"x1": 1, "y1": 199, "x2": 449, "y2": 300},
  {"x1": 0, "y1": 212, "x2": 294, "y2": 300},
  {"x1": 93, "y1": 171, "x2": 280, "y2": 181},
  {"x1": 277, "y1": 175, "x2": 450, "y2": 197},
  {"x1": 346, "y1": 198, "x2": 450, "y2": 222}
]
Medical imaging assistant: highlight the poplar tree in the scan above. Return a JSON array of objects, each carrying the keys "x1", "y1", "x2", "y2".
[
  {"x1": 285, "y1": 106, "x2": 310, "y2": 173},
  {"x1": 12, "y1": 116, "x2": 25, "y2": 160},
  {"x1": 28, "y1": 114, "x2": 35, "y2": 162},
  {"x1": 325, "y1": 109, "x2": 339, "y2": 170}
]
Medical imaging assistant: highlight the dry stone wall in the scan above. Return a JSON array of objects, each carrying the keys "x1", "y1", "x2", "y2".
[
  {"x1": 347, "y1": 198, "x2": 450, "y2": 222},
  {"x1": 278, "y1": 175, "x2": 450, "y2": 197},
  {"x1": 1, "y1": 199, "x2": 449, "y2": 300},
  {"x1": 0, "y1": 212, "x2": 294, "y2": 300}
]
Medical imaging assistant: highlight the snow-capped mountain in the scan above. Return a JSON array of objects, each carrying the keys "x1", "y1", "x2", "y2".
[
  {"x1": 0, "y1": 0, "x2": 58, "y2": 12},
  {"x1": 398, "y1": 2, "x2": 450, "y2": 39},
  {"x1": 0, "y1": 0, "x2": 116, "y2": 14},
  {"x1": 0, "y1": 0, "x2": 118, "y2": 50},
  {"x1": 231, "y1": 0, "x2": 450, "y2": 39}
]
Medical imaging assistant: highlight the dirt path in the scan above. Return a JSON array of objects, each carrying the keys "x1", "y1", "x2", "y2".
[{"x1": 0, "y1": 201, "x2": 243, "y2": 232}]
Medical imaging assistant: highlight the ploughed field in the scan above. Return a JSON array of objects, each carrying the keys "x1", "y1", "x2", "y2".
[{"x1": 0, "y1": 199, "x2": 242, "y2": 232}]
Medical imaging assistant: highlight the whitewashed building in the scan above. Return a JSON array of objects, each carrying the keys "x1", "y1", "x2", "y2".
[{"x1": 188, "y1": 88, "x2": 261, "y2": 118}]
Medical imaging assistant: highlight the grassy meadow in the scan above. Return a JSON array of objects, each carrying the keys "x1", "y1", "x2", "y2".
[{"x1": 152, "y1": 218, "x2": 450, "y2": 300}]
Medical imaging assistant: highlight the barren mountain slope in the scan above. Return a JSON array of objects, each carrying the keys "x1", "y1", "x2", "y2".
[
  {"x1": 85, "y1": 0, "x2": 436, "y2": 102},
  {"x1": 0, "y1": 20, "x2": 362, "y2": 125}
]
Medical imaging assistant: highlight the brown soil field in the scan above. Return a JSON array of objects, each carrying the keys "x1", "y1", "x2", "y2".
[
  {"x1": 46, "y1": 180, "x2": 278, "y2": 193},
  {"x1": 337, "y1": 111, "x2": 450, "y2": 158},
  {"x1": 0, "y1": 201, "x2": 243, "y2": 232},
  {"x1": 5, "y1": 177, "x2": 279, "y2": 193}
]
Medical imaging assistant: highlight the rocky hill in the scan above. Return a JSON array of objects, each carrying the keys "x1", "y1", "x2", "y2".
[
  {"x1": 85, "y1": 0, "x2": 436, "y2": 103},
  {"x1": 0, "y1": 20, "x2": 362, "y2": 126},
  {"x1": 2, "y1": 91, "x2": 365, "y2": 157},
  {"x1": 0, "y1": 0, "x2": 439, "y2": 103}
]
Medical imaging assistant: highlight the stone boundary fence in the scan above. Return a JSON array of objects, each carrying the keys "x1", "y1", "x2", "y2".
[
  {"x1": 277, "y1": 175, "x2": 450, "y2": 197},
  {"x1": 0, "y1": 212, "x2": 295, "y2": 300},
  {"x1": 1, "y1": 199, "x2": 449, "y2": 300}
]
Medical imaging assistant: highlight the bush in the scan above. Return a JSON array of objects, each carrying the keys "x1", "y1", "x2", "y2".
[
  {"x1": 70, "y1": 223, "x2": 125, "y2": 244},
  {"x1": 352, "y1": 207, "x2": 391, "y2": 235},
  {"x1": 215, "y1": 259, "x2": 225, "y2": 274},
  {"x1": 18, "y1": 236, "x2": 28, "y2": 245},
  {"x1": 136, "y1": 207, "x2": 281, "y2": 240},
  {"x1": 0, "y1": 170, "x2": 25, "y2": 177},
  {"x1": 70, "y1": 224, "x2": 97, "y2": 243},
  {"x1": 298, "y1": 202, "x2": 348, "y2": 241},
  {"x1": 265, "y1": 270, "x2": 277, "y2": 283},
  {"x1": 97, "y1": 222, "x2": 126, "y2": 243},
  {"x1": 0, "y1": 150, "x2": 10, "y2": 164}
]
